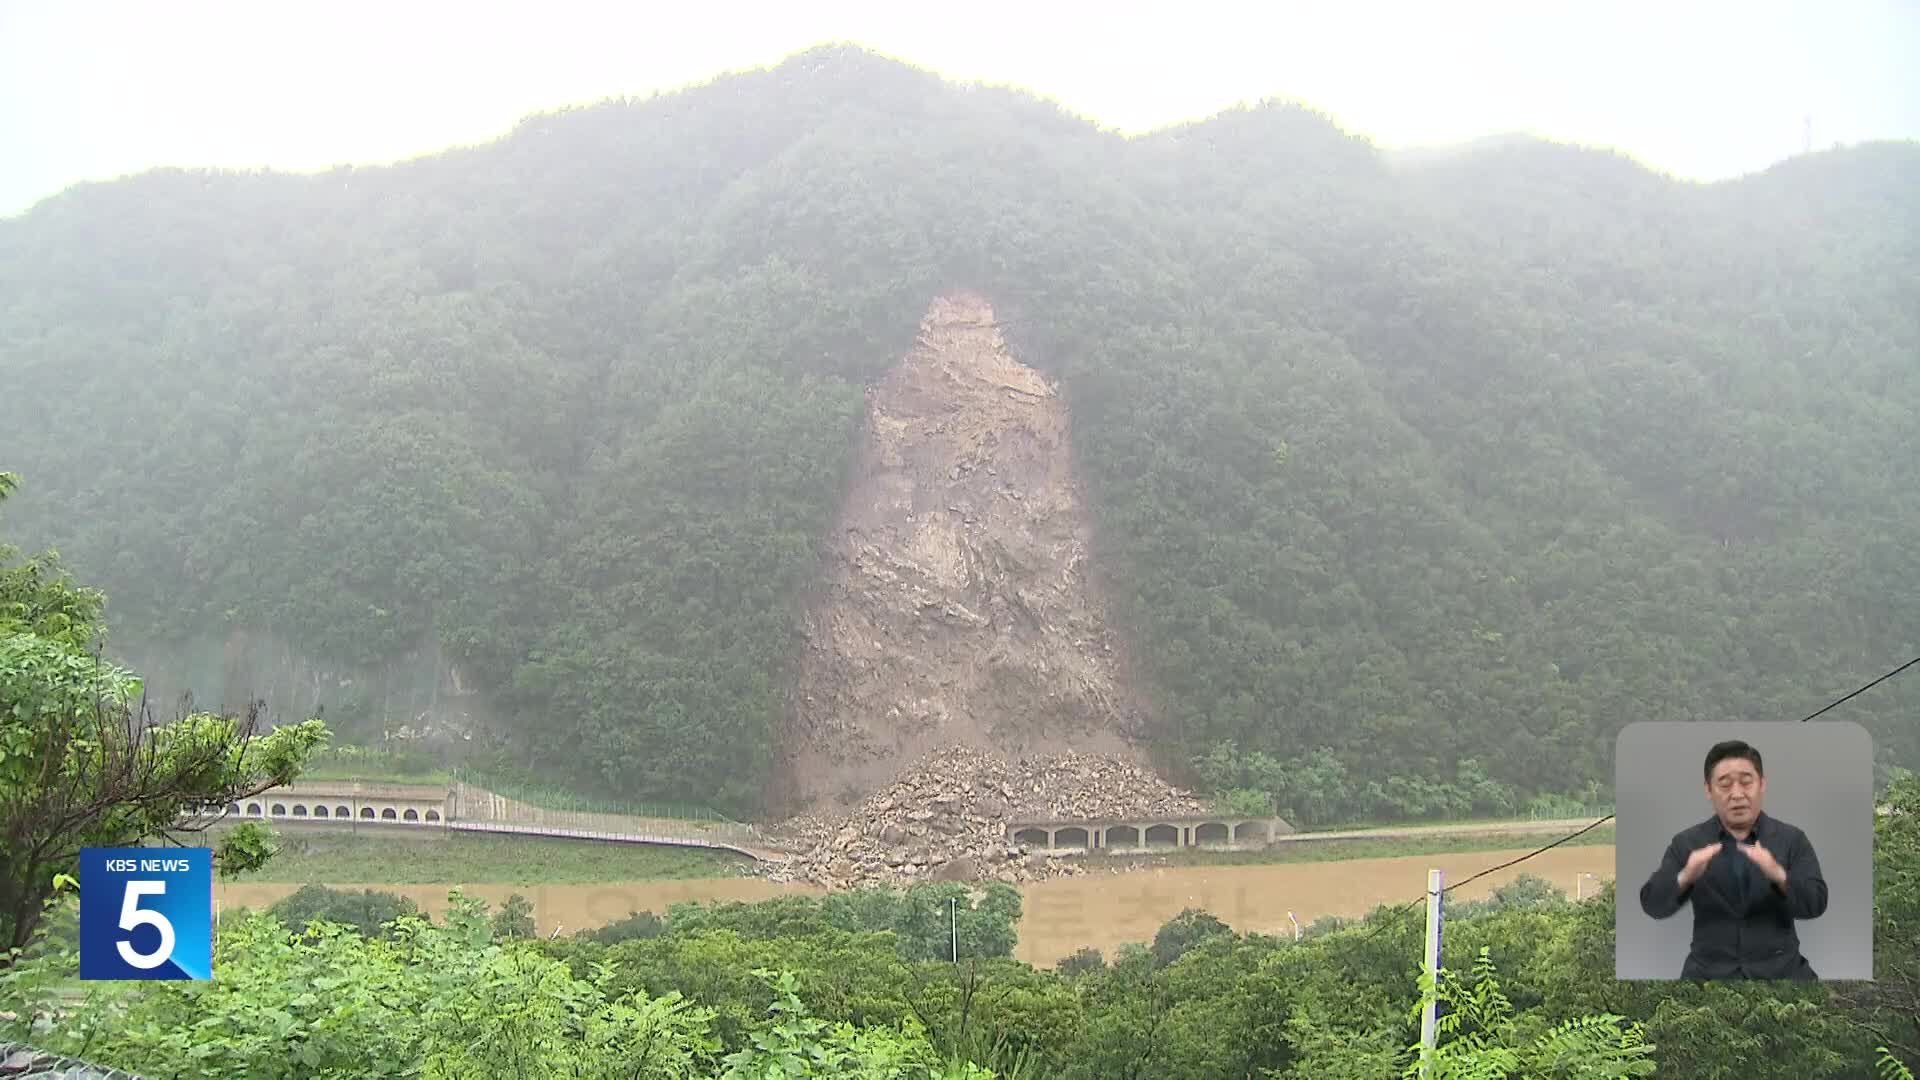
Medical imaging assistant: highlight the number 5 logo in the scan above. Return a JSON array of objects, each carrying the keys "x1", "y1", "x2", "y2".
[
  {"x1": 115, "y1": 880, "x2": 176, "y2": 969},
  {"x1": 80, "y1": 847, "x2": 212, "y2": 980}
]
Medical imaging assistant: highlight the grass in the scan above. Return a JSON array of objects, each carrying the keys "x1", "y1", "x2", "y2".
[
  {"x1": 1099, "y1": 825, "x2": 1616, "y2": 871},
  {"x1": 218, "y1": 826, "x2": 756, "y2": 885}
]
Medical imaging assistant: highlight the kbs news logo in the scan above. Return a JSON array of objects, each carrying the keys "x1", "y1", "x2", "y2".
[{"x1": 79, "y1": 848, "x2": 213, "y2": 980}]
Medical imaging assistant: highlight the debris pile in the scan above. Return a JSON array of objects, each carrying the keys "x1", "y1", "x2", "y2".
[{"x1": 761, "y1": 746, "x2": 1212, "y2": 889}]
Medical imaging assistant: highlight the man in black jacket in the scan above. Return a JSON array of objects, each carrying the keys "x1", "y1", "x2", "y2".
[{"x1": 1638, "y1": 739, "x2": 1829, "y2": 979}]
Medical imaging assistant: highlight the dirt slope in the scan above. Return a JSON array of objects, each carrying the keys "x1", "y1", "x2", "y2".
[{"x1": 776, "y1": 293, "x2": 1150, "y2": 815}]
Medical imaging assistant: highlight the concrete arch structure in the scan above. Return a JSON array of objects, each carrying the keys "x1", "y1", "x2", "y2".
[
  {"x1": 241, "y1": 781, "x2": 457, "y2": 828},
  {"x1": 1007, "y1": 814, "x2": 1295, "y2": 854}
]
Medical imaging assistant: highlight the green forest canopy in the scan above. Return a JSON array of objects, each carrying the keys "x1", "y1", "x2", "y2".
[{"x1": 1, "y1": 45, "x2": 1915, "y2": 819}]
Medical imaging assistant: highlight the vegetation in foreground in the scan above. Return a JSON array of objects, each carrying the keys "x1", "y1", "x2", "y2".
[
  {"x1": 4, "y1": 760, "x2": 1916, "y2": 1076},
  {"x1": 5, "y1": 790, "x2": 1916, "y2": 1080}
]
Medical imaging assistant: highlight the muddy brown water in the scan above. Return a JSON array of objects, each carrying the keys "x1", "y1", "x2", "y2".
[{"x1": 216, "y1": 844, "x2": 1616, "y2": 967}]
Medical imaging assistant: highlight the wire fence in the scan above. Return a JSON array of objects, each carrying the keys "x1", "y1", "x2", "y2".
[
  {"x1": 447, "y1": 767, "x2": 741, "y2": 824},
  {"x1": 449, "y1": 782, "x2": 763, "y2": 843},
  {"x1": 1524, "y1": 803, "x2": 1615, "y2": 823}
]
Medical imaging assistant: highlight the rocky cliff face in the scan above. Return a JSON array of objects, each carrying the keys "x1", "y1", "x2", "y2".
[
  {"x1": 116, "y1": 628, "x2": 487, "y2": 745},
  {"x1": 776, "y1": 293, "x2": 1149, "y2": 815}
]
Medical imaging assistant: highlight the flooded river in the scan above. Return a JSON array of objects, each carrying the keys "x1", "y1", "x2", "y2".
[{"x1": 217, "y1": 844, "x2": 1617, "y2": 967}]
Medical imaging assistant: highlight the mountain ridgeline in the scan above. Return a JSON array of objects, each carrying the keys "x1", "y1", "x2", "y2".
[{"x1": 1, "y1": 46, "x2": 1915, "y2": 820}]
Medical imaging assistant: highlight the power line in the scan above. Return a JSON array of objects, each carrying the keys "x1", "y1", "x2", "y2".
[
  {"x1": 1348, "y1": 652, "x2": 1920, "y2": 944},
  {"x1": 1800, "y1": 654, "x2": 1920, "y2": 722}
]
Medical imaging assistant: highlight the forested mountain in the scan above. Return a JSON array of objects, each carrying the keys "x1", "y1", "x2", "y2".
[{"x1": 2, "y1": 45, "x2": 1915, "y2": 819}]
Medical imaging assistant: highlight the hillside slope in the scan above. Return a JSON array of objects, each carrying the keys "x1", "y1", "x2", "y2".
[
  {"x1": 1, "y1": 45, "x2": 1915, "y2": 820},
  {"x1": 779, "y1": 293, "x2": 1146, "y2": 814}
]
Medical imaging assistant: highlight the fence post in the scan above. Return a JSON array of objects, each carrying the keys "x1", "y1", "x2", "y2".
[{"x1": 1420, "y1": 867, "x2": 1444, "y2": 1076}]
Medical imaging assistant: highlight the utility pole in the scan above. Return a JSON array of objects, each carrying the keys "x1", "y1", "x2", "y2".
[
  {"x1": 950, "y1": 897, "x2": 958, "y2": 963},
  {"x1": 1419, "y1": 868, "x2": 1445, "y2": 1077}
]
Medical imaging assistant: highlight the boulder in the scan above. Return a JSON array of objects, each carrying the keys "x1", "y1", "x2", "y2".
[{"x1": 932, "y1": 856, "x2": 979, "y2": 882}]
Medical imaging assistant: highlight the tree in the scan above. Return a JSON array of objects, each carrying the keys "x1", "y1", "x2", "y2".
[
  {"x1": 1055, "y1": 947, "x2": 1105, "y2": 976},
  {"x1": 1149, "y1": 908, "x2": 1233, "y2": 969},
  {"x1": 266, "y1": 883, "x2": 420, "y2": 939},
  {"x1": 9, "y1": 894, "x2": 729, "y2": 1079},
  {"x1": 492, "y1": 893, "x2": 538, "y2": 940},
  {"x1": 581, "y1": 909, "x2": 665, "y2": 945},
  {"x1": 0, "y1": 472, "x2": 328, "y2": 957},
  {"x1": 1404, "y1": 948, "x2": 1656, "y2": 1078},
  {"x1": 1834, "y1": 768, "x2": 1920, "y2": 1069}
]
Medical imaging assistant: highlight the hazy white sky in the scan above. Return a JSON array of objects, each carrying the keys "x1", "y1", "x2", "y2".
[{"x1": 2, "y1": 0, "x2": 1915, "y2": 217}]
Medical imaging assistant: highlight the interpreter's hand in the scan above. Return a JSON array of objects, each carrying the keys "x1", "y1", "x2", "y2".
[
  {"x1": 1677, "y1": 843, "x2": 1720, "y2": 888},
  {"x1": 1739, "y1": 841, "x2": 1788, "y2": 886}
]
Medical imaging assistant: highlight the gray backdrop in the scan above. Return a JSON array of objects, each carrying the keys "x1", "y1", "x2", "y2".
[{"x1": 1614, "y1": 721, "x2": 1874, "y2": 980}]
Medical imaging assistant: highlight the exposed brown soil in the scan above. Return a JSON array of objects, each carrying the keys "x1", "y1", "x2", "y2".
[{"x1": 773, "y1": 293, "x2": 1151, "y2": 821}]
